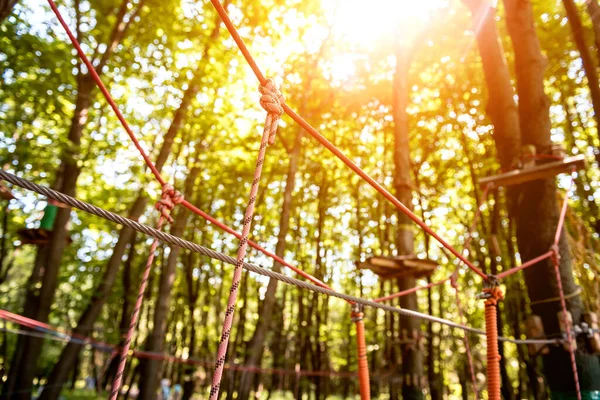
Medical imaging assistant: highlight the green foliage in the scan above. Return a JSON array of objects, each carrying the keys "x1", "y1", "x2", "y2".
[{"x1": 0, "y1": 0, "x2": 599, "y2": 398}]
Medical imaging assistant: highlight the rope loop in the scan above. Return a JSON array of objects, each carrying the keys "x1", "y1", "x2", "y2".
[
  {"x1": 259, "y1": 78, "x2": 285, "y2": 145},
  {"x1": 483, "y1": 286, "x2": 504, "y2": 307},
  {"x1": 155, "y1": 183, "x2": 184, "y2": 223}
]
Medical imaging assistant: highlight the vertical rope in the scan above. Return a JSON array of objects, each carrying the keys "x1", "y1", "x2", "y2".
[
  {"x1": 208, "y1": 79, "x2": 283, "y2": 400},
  {"x1": 551, "y1": 249, "x2": 582, "y2": 400},
  {"x1": 450, "y1": 275, "x2": 478, "y2": 400},
  {"x1": 351, "y1": 305, "x2": 370, "y2": 400},
  {"x1": 482, "y1": 286, "x2": 503, "y2": 400},
  {"x1": 109, "y1": 185, "x2": 182, "y2": 400}
]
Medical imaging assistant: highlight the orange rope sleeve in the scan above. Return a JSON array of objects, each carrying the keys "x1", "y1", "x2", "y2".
[
  {"x1": 352, "y1": 310, "x2": 370, "y2": 400},
  {"x1": 483, "y1": 287, "x2": 503, "y2": 400}
]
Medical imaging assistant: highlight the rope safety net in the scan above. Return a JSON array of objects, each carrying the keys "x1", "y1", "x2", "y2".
[{"x1": 8, "y1": 0, "x2": 585, "y2": 398}]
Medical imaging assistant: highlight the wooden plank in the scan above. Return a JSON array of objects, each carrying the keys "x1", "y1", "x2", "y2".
[
  {"x1": 478, "y1": 155, "x2": 586, "y2": 189},
  {"x1": 357, "y1": 256, "x2": 438, "y2": 280}
]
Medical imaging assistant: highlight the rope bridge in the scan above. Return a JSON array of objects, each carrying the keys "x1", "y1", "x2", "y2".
[{"x1": 4, "y1": 0, "x2": 585, "y2": 398}]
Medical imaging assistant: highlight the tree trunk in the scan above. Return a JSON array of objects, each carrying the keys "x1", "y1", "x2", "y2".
[
  {"x1": 562, "y1": 0, "x2": 600, "y2": 163},
  {"x1": 182, "y1": 239, "x2": 202, "y2": 400},
  {"x1": 503, "y1": 0, "x2": 600, "y2": 393},
  {"x1": 0, "y1": 0, "x2": 17, "y2": 24},
  {"x1": 392, "y1": 43, "x2": 423, "y2": 400},
  {"x1": 103, "y1": 233, "x2": 137, "y2": 389},
  {"x1": 462, "y1": 0, "x2": 521, "y2": 171},
  {"x1": 586, "y1": 0, "x2": 600, "y2": 67},
  {"x1": 138, "y1": 166, "x2": 201, "y2": 400},
  {"x1": 0, "y1": 201, "x2": 10, "y2": 286},
  {"x1": 2, "y1": 73, "x2": 93, "y2": 400}
]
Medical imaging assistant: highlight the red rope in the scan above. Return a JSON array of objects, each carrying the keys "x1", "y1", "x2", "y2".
[
  {"x1": 483, "y1": 286, "x2": 503, "y2": 400},
  {"x1": 206, "y1": 0, "x2": 485, "y2": 280},
  {"x1": 496, "y1": 251, "x2": 553, "y2": 280},
  {"x1": 0, "y1": 309, "x2": 358, "y2": 378},
  {"x1": 46, "y1": 0, "x2": 165, "y2": 186},
  {"x1": 351, "y1": 308, "x2": 371, "y2": 400},
  {"x1": 208, "y1": 80, "x2": 282, "y2": 400},
  {"x1": 497, "y1": 172, "x2": 576, "y2": 280}
]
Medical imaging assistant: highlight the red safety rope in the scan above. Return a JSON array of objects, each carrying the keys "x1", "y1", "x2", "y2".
[
  {"x1": 206, "y1": 0, "x2": 485, "y2": 280},
  {"x1": 46, "y1": 0, "x2": 165, "y2": 186},
  {"x1": 0, "y1": 309, "x2": 359, "y2": 378},
  {"x1": 496, "y1": 172, "x2": 576, "y2": 281},
  {"x1": 208, "y1": 79, "x2": 283, "y2": 400},
  {"x1": 109, "y1": 184, "x2": 183, "y2": 400},
  {"x1": 351, "y1": 305, "x2": 371, "y2": 400},
  {"x1": 46, "y1": 0, "x2": 335, "y2": 296},
  {"x1": 374, "y1": 183, "x2": 492, "y2": 303}
]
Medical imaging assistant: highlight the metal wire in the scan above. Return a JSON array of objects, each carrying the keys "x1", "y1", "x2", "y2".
[{"x1": 0, "y1": 171, "x2": 559, "y2": 345}]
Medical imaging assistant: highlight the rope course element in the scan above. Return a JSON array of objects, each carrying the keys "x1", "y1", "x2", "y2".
[
  {"x1": 205, "y1": 0, "x2": 486, "y2": 281},
  {"x1": 45, "y1": 0, "x2": 329, "y2": 296},
  {"x1": 0, "y1": 311, "x2": 360, "y2": 379},
  {"x1": 110, "y1": 184, "x2": 183, "y2": 400},
  {"x1": 33, "y1": 0, "x2": 585, "y2": 395},
  {"x1": 0, "y1": 171, "x2": 560, "y2": 346},
  {"x1": 208, "y1": 80, "x2": 283, "y2": 400},
  {"x1": 351, "y1": 305, "x2": 370, "y2": 400},
  {"x1": 481, "y1": 282, "x2": 503, "y2": 400}
]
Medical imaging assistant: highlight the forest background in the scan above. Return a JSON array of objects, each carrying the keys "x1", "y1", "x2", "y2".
[{"x1": 0, "y1": 0, "x2": 599, "y2": 398}]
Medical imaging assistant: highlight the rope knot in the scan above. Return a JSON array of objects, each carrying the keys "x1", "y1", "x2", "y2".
[
  {"x1": 259, "y1": 78, "x2": 285, "y2": 145},
  {"x1": 155, "y1": 183, "x2": 184, "y2": 223},
  {"x1": 483, "y1": 286, "x2": 504, "y2": 306}
]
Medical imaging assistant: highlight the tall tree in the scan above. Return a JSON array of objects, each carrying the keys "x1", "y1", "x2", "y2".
[
  {"x1": 503, "y1": 0, "x2": 600, "y2": 394},
  {"x1": 1, "y1": 2, "x2": 144, "y2": 397},
  {"x1": 392, "y1": 42, "x2": 424, "y2": 400},
  {"x1": 562, "y1": 0, "x2": 600, "y2": 163}
]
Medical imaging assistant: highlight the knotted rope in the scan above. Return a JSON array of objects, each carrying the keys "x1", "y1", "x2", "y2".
[
  {"x1": 482, "y1": 284, "x2": 503, "y2": 400},
  {"x1": 209, "y1": 79, "x2": 283, "y2": 400},
  {"x1": 259, "y1": 78, "x2": 285, "y2": 145},
  {"x1": 351, "y1": 305, "x2": 370, "y2": 400},
  {"x1": 110, "y1": 184, "x2": 183, "y2": 400},
  {"x1": 450, "y1": 273, "x2": 479, "y2": 400}
]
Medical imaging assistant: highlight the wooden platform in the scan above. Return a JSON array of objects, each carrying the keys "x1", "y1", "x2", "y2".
[
  {"x1": 478, "y1": 155, "x2": 585, "y2": 189},
  {"x1": 357, "y1": 255, "x2": 438, "y2": 280}
]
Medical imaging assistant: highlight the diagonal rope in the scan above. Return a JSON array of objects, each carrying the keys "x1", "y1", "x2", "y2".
[
  {"x1": 45, "y1": 0, "x2": 332, "y2": 295},
  {"x1": 208, "y1": 79, "x2": 283, "y2": 400},
  {"x1": 206, "y1": 0, "x2": 486, "y2": 280},
  {"x1": 0, "y1": 171, "x2": 561, "y2": 346}
]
